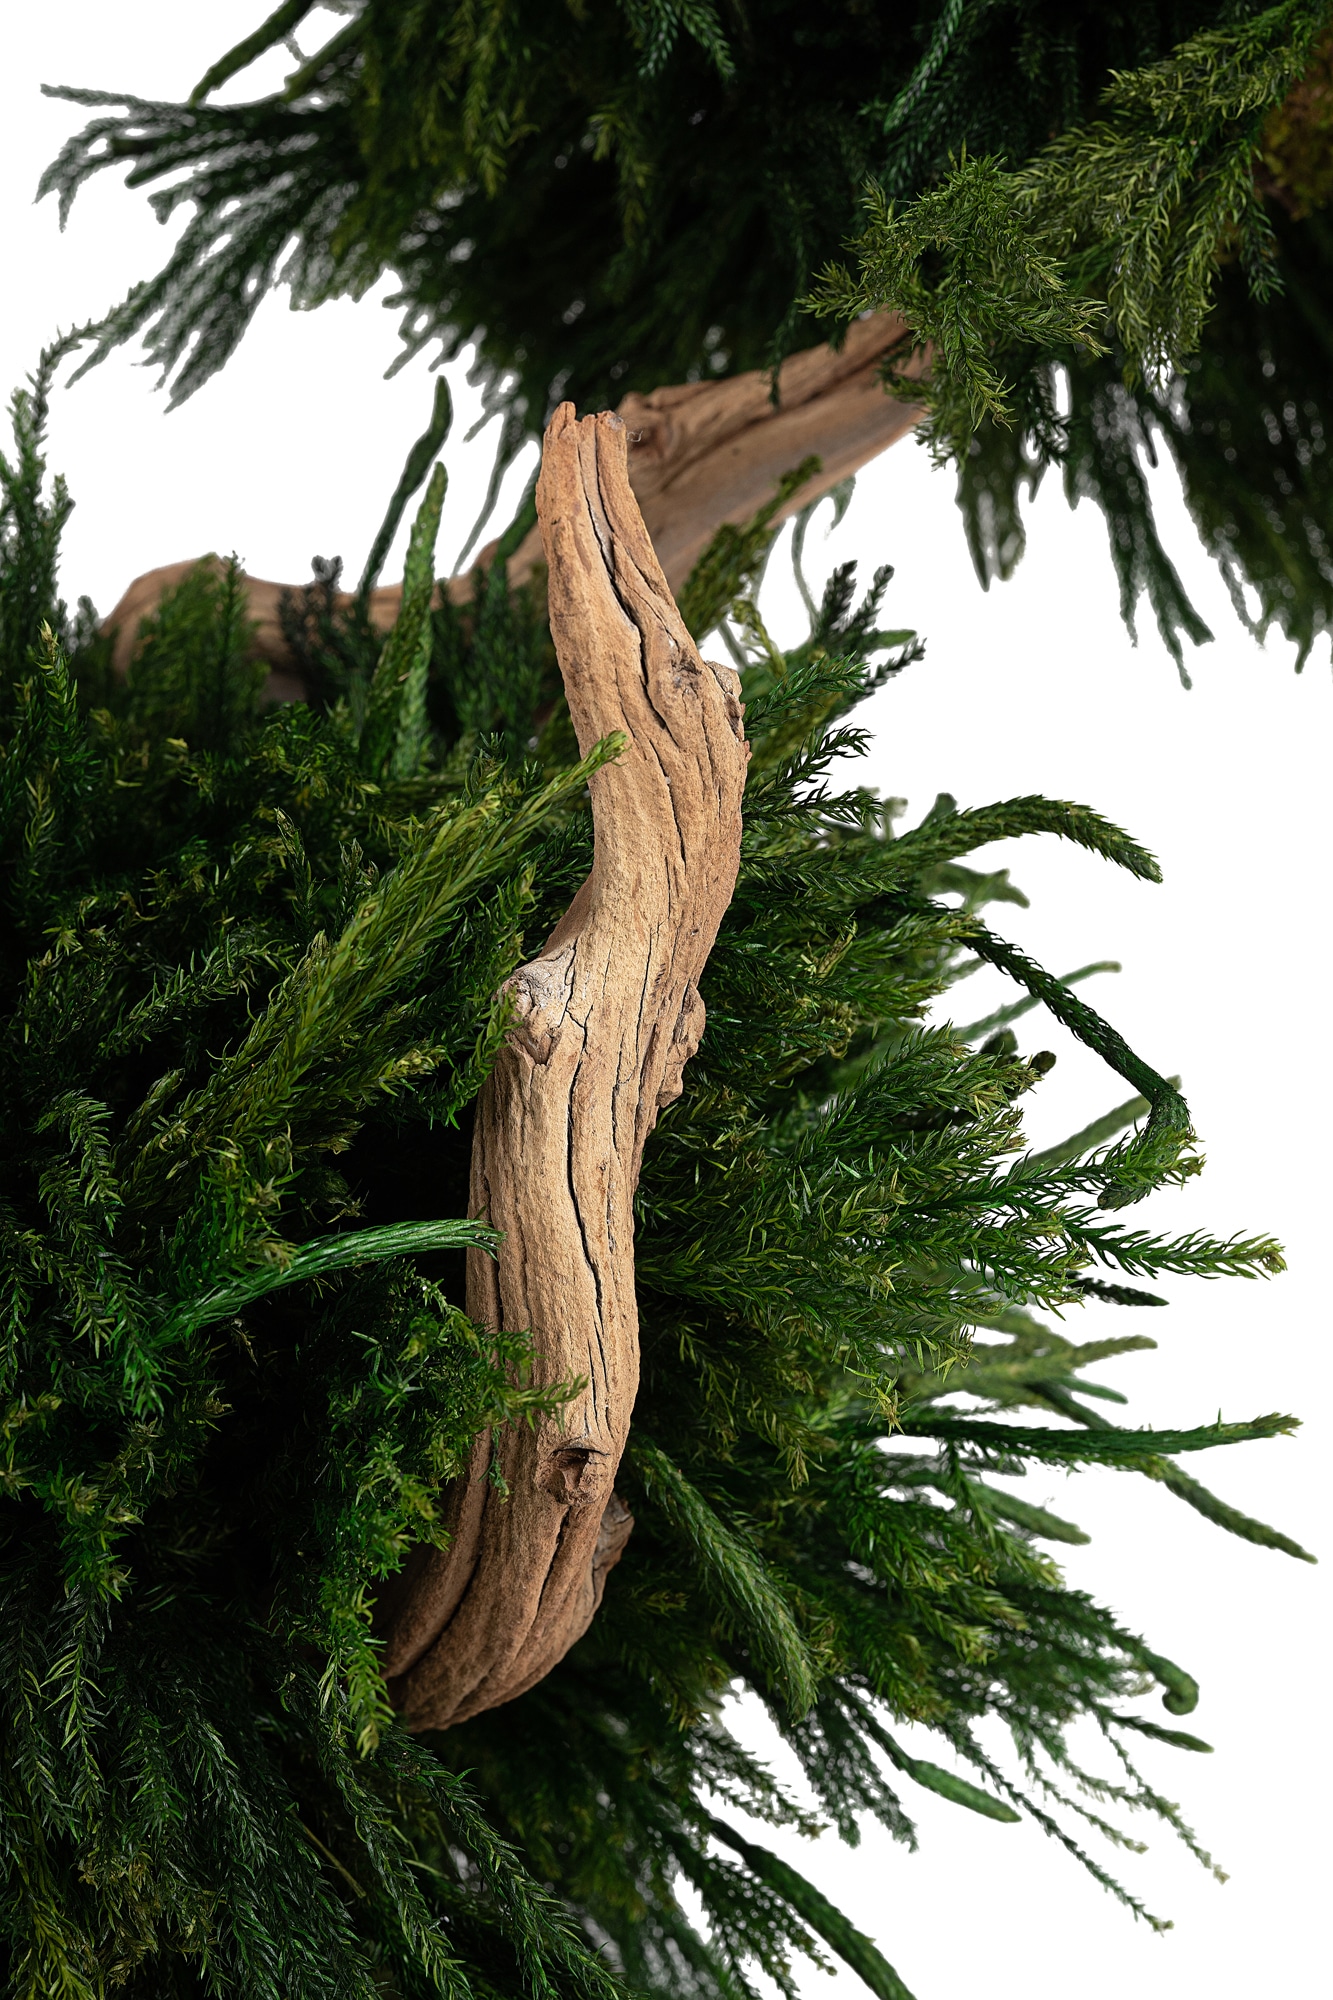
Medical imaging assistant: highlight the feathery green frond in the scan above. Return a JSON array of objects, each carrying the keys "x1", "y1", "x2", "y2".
[{"x1": 0, "y1": 377, "x2": 1304, "y2": 1996}]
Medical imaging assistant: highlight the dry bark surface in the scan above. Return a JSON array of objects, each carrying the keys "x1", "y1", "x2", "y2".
[
  {"x1": 100, "y1": 314, "x2": 920, "y2": 679},
  {"x1": 376, "y1": 403, "x2": 749, "y2": 1730}
]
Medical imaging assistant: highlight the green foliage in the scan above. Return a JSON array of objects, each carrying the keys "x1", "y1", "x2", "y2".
[
  {"x1": 125, "y1": 554, "x2": 268, "y2": 750},
  {"x1": 809, "y1": 156, "x2": 1108, "y2": 447},
  {"x1": 362, "y1": 460, "x2": 448, "y2": 780},
  {"x1": 0, "y1": 348, "x2": 74, "y2": 683},
  {"x1": 707, "y1": 1820, "x2": 917, "y2": 2000},
  {"x1": 676, "y1": 457, "x2": 824, "y2": 644},
  {"x1": 810, "y1": 1, "x2": 1333, "y2": 669},
  {"x1": 359, "y1": 376, "x2": 454, "y2": 604},
  {"x1": 38, "y1": 1, "x2": 1333, "y2": 671},
  {"x1": 818, "y1": 0, "x2": 1327, "y2": 401},
  {"x1": 0, "y1": 380, "x2": 1305, "y2": 1995},
  {"x1": 44, "y1": 2, "x2": 1198, "y2": 411}
]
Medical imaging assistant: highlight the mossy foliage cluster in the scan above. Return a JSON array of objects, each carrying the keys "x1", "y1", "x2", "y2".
[
  {"x1": 36, "y1": 0, "x2": 1333, "y2": 672},
  {"x1": 0, "y1": 349, "x2": 1306, "y2": 1995},
  {"x1": 810, "y1": 1, "x2": 1333, "y2": 672}
]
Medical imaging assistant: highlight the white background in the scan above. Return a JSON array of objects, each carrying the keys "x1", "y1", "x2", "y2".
[{"x1": 3, "y1": 9, "x2": 1328, "y2": 1997}]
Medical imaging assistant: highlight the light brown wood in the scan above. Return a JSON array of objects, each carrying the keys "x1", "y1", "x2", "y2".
[
  {"x1": 100, "y1": 315, "x2": 921, "y2": 676},
  {"x1": 515, "y1": 311, "x2": 923, "y2": 593},
  {"x1": 378, "y1": 403, "x2": 749, "y2": 1730}
]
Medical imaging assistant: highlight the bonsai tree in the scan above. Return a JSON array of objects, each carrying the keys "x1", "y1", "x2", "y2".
[{"x1": 0, "y1": 3, "x2": 1322, "y2": 1993}]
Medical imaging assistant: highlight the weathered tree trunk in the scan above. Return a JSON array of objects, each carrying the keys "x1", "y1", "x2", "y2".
[
  {"x1": 100, "y1": 313, "x2": 921, "y2": 682},
  {"x1": 375, "y1": 403, "x2": 748, "y2": 1730}
]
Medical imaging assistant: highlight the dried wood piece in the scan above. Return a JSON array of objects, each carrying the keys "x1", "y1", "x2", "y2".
[
  {"x1": 507, "y1": 310, "x2": 922, "y2": 593},
  {"x1": 378, "y1": 403, "x2": 749, "y2": 1730},
  {"x1": 100, "y1": 314, "x2": 921, "y2": 679}
]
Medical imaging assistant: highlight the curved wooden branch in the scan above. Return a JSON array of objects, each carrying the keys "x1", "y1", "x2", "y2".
[
  {"x1": 504, "y1": 311, "x2": 922, "y2": 595},
  {"x1": 376, "y1": 404, "x2": 749, "y2": 1730},
  {"x1": 100, "y1": 314, "x2": 921, "y2": 678}
]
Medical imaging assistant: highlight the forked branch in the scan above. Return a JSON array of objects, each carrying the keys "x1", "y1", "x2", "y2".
[
  {"x1": 376, "y1": 404, "x2": 749, "y2": 1728},
  {"x1": 99, "y1": 314, "x2": 921, "y2": 683}
]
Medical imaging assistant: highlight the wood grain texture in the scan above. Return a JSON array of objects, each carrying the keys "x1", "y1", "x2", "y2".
[
  {"x1": 378, "y1": 403, "x2": 749, "y2": 1730},
  {"x1": 509, "y1": 311, "x2": 922, "y2": 593},
  {"x1": 100, "y1": 315, "x2": 921, "y2": 679}
]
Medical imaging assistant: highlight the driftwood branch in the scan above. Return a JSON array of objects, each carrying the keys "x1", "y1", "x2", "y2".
[
  {"x1": 98, "y1": 321, "x2": 913, "y2": 1723},
  {"x1": 507, "y1": 311, "x2": 922, "y2": 594},
  {"x1": 376, "y1": 404, "x2": 749, "y2": 1729},
  {"x1": 100, "y1": 314, "x2": 920, "y2": 682}
]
